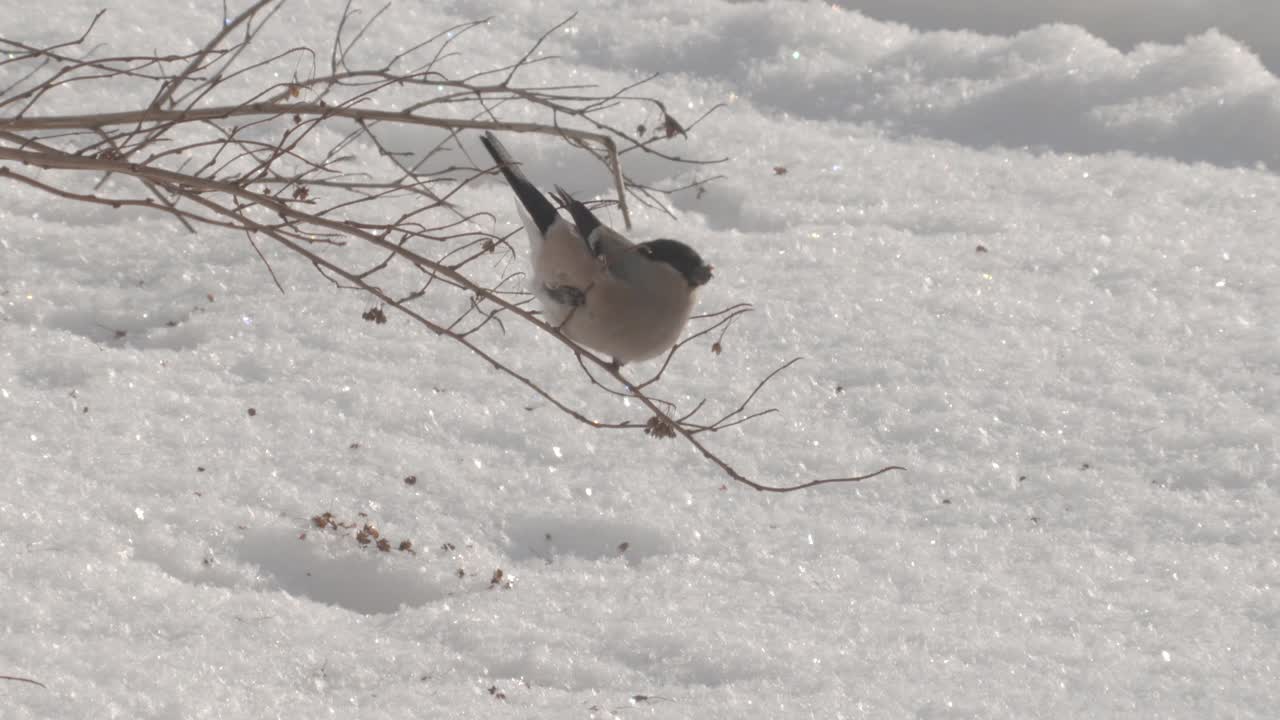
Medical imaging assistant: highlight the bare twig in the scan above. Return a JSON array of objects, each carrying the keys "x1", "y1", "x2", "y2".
[{"x1": 0, "y1": 674, "x2": 47, "y2": 689}]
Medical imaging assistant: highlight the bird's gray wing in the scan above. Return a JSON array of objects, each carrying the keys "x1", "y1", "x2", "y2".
[{"x1": 551, "y1": 186, "x2": 606, "y2": 252}]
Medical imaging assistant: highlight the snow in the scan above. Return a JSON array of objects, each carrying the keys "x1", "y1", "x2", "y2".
[
  {"x1": 841, "y1": 0, "x2": 1280, "y2": 77},
  {"x1": 2, "y1": 1, "x2": 1278, "y2": 718}
]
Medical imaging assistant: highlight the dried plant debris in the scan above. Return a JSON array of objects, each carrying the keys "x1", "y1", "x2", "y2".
[
  {"x1": 355, "y1": 523, "x2": 378, "y2": 545},
  {"x1": 361, "y1": 306, "x2": 387, "y2": 324},
  {"x1": 644, "y1": 415, "x2": 677, "y2": 439},
  {"x1": 305, "y1": 511, "x2": 415, "y2": 554},
  {"x1": 489, "y1": 568, "x2": 513, "y2": 590},
  {"x1": 310, "y1": 512, "x2": 344, "y2": 530}
]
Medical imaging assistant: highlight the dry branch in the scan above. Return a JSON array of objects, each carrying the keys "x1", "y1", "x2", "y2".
[
  {"x1": 0, "y1": 674, "x2": 47, "y2": 689},
  {"x1": 0, "y1": 2, "x2": 901, "y2": 492}
]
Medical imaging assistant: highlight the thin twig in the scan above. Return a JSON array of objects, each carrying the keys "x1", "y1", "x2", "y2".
[{"x1": 0, "y1": 675, "x2": 47, "y2": 689}]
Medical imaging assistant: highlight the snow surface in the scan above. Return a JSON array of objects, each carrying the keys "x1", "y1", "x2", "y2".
[{"x1": 3, "y1": 1, "x2": 1278, "y2": 718}]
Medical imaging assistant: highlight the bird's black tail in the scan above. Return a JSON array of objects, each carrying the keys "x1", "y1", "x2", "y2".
[{"x1": 479, "y1": 131, "x2": 558, "y2": 236}]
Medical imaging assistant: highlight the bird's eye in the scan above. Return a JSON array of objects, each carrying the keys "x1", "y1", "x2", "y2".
[{"x1": 639, "y1": 246, "x2": 653, "y2": 257}]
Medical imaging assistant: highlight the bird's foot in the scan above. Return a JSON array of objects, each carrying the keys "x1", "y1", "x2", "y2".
[{"x1": 544, "y1": 284, "x2": 586, "y2": 308}]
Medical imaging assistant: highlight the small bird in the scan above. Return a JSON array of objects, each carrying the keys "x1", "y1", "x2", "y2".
[{"x1": 479, "y1": 131, "x2": 712, "y2": 366}]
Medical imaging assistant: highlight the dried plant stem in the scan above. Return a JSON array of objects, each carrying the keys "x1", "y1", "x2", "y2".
[{"x1": 0, "y1": 674, "x2": 47, "y2": 689}]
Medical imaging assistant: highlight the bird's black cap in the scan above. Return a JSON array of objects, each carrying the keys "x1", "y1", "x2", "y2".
[{"x1": 638, "y1": 238, "x2": 713, "y2": 287}]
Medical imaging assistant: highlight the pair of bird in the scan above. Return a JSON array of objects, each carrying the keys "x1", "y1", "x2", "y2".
[{"x1": 479, "y1": 131, "x2": 711, "y2": 367}]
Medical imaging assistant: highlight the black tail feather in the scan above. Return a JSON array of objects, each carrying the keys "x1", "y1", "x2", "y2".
[{"x1": 479, "y1": 131, "x2": 558, "y2": 236}]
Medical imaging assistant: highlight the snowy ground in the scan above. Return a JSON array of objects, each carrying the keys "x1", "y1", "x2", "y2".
[{"x1": 3, "y1": 1, "x2": 1278, "y2": 718}]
